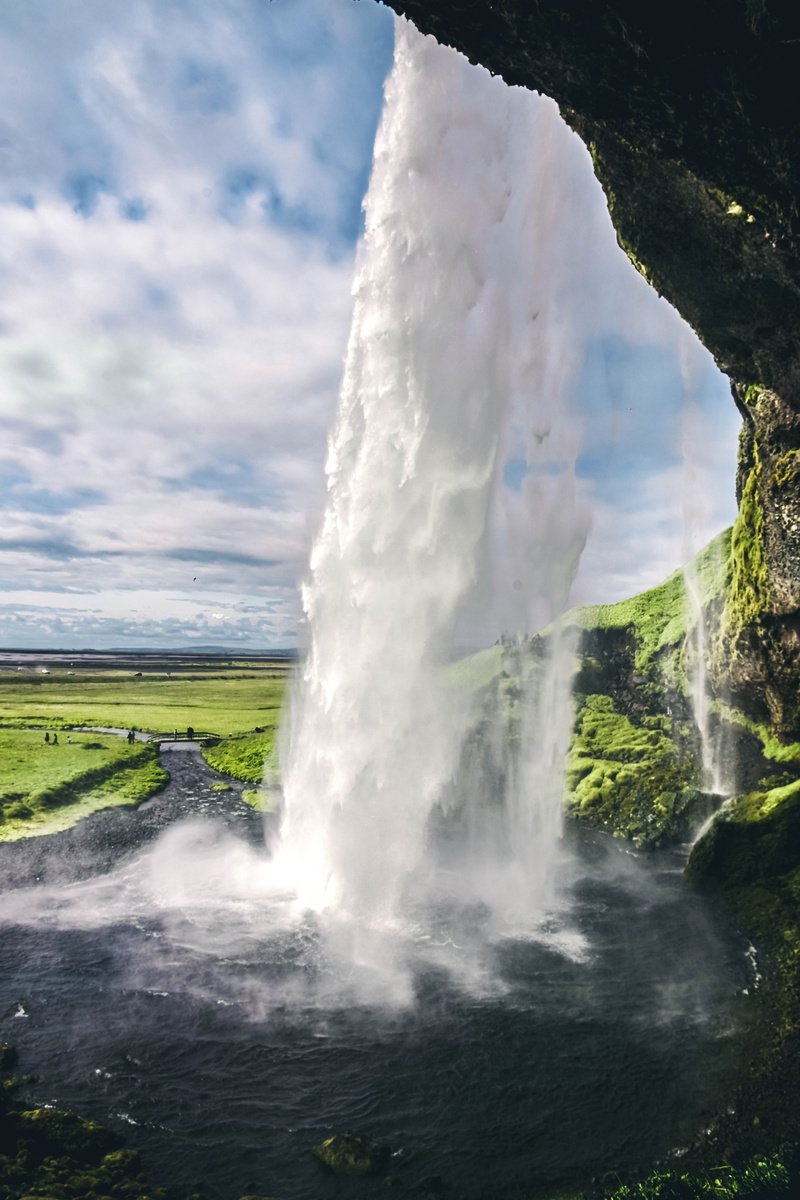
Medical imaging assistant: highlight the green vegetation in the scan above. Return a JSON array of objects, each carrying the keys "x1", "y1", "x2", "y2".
[
  {"x1": 713, "y1": 702, "x2": 800, "y2": 766},
  {"x1": 0, "y1": 729, "x2": 167, "y2": 841},
  {"x1": 202, "y1": 731, "x2": 276, "y2": 783},
  {"x1": 567, "y1": 529, "x2": 730, "y2": 675},
  {"x1": 0, "y1": 1043, "x2": 204, "y2": 1200},
  {"x1": 548, "y1": 533, "x2": 734, "y2": 848},
  {"x1": 720, "y1": 444, "x2": 770, "y2": 645},
  {"x1": 0, "y1": 658, "x2": 289, "y2": 837},
  {"x1": 0, "y1": 668, "x2": 286, "y2": 737},
  {"x1": 311, "y1": 1132, "x2": 388, "y2": 1176},
  {"x1": 241, "y1": 787, "x2": 277, "y2": 811},
  {"x1": 565, "y1": 695, "x2": 700, "y2": 846},
  {"x1": 772, "y1": 448, "x2": 800, "y2": 490},
  {"x1": 562, "y1": 1155, "x2": 791, "y2": 1198},
  {"x1": 446, "y1": 643, "x2": 503, "y2": 691}
]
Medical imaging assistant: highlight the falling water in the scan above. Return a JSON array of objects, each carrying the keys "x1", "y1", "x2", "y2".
[
  {"x1": 273, "y1": 21, "x2": 588, "y2": 943},
  {"x1": 680, "y1": 384, "x2": 735, "y2": 801},
  {"x1": 683, "y1": 544, "x2": 735, "y2": 804}
]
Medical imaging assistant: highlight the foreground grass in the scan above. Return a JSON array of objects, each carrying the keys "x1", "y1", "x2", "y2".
[{"x1": 0, "y1": 729, "x2": 167, "y2": 840}]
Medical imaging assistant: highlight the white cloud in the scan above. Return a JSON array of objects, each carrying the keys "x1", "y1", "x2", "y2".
[
  {"x1": 0, "y1": 0, "x2": 393, "y2": 645},
  {"x1": 0, "y1": 4, "x2": 742, "y2": 649}
]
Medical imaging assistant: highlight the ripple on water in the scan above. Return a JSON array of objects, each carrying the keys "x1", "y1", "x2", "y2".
[{"x1": 0, "y1": 771, "x2": 756, "y2": 1200}]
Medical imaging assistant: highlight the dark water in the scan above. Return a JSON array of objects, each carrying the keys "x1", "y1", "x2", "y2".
[{"x1": 0, "y1": 749, "x2": 756, "y2": 1200}]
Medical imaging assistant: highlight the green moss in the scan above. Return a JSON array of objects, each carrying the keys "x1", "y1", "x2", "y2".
[
  {"x1": 19, "y1": 1108, "x2": 121, "y2": 1164},
  {"x1": 722, "y1": 444, "x2": 770, "y2": 642},
  {"x1": 566, "y1": 694, "x2": 701, "y2": 847},
  {"x1": 0, "y1": 1048, "x2": 182, "y2": 1199},
  {"x1": 311, "y1": 1132, "x2": 388, "y2": 1176},
  {"x1": 772, "y1": 449, "x2": 800, "y2": 490},
  {"x1": 241, "y1": 787, "x2": 274, "y2": 810},
  {"x1": 687, "y1": 778, "x2": 800, "y2": 891},
  {"x1": 571, "y1": 1154, "x2": 791, "y2": 1198},
  {"x1": 714, "y1": 701, "x2": 800, "y2": 766}
]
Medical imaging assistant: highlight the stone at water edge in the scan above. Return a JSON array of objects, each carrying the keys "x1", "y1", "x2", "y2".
[
  {"x1": 312, "y1": 1131, "x2": 389, "y2": 1175},
  {"x1": 18, "y1": 1106, "x2": 122, "y2": 1164}
]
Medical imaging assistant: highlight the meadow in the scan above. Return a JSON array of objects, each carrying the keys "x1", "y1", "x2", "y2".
[{"x1": 0, "y1": 654, "x2": 291, "y2": 837}]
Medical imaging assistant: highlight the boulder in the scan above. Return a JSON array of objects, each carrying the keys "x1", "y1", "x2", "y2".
[{"x1": 311, "y1": 1131, "x2": 388, "y2": 1176}]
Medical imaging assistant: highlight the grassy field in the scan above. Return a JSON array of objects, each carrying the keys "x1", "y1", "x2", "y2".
[
  {"x1": 0, "y1": 669, "x2": 287, "y2": 737},
  {"x1": 0, "y1": 655, "x2": 291, "y2": 836},
  {"x1": 0, "y1": 729, "x2": 168, "y2": 841}
]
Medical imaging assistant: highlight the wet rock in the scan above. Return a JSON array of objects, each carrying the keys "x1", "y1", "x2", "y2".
[
  {"x1": 18, "y1": 1106, "x2": 122, "y2": 1164},
  {"x1": 312, "y1": 1131, "x2": 389, "y2": 1176}
]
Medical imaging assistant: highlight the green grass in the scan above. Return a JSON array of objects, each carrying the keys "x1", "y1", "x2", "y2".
[
  {"x1": 0, "y1": 660, "x2": 289, "y2": 837},
  {"x1": 565, "y1": 529, "x2": 731, "y2": 674},
  {"x1": 446, "y1": 644, "x2": 504, "y2": 691},
  {"x1": 0, "y1": 670, "x2": 287, "y2": 737},
  {"x1": 0, "y1": 729, "x2": 168, "y2": 841},
  {"x1": 202, "y1": 731, "x2": 277, "y2": 784}
]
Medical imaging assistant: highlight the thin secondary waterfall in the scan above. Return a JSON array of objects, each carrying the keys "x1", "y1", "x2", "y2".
[
  {"x1": 273, "y1": 21, "x2": 586, "y2": 934},
  {"x1": 680, "y1": 387, "x2": 735, "y2": 802},
  {"x1": 684, "y1": 544, "x2": 734, "y2": 801}
]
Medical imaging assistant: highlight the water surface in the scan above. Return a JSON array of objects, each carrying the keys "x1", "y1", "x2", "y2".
[{"x1": 0, "y1": 750, "x2": 755, "y2": 1200}]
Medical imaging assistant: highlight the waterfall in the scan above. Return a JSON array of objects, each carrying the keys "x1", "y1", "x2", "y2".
[
  {"x1": 683, "y1": 544, "x2": 734, "y2": 800},
  {"x1": 680, "y1": 384, "x2": 735, "y2": 801},
  {"x1": 272, "y1": 21, "x2": 587, "y2": 938}
]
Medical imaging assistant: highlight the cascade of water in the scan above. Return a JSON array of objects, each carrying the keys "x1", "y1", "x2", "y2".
[
  {"x1": 684, "y1": 559, "x2": 717, "y2": 788},
  {"x1": 272, "y1": 20, "x2": 588, "y2": 937},
  {"x1": 683, "y1": 546, "x2": 733, "y2": 800},
  {"x1": 680, "y1": 387, "x2": 734, "y2": 801}
]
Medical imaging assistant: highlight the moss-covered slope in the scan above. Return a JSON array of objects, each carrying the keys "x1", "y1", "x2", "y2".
[{"x1": 559, "y1": 530, "x2": 757, "y2": 847}]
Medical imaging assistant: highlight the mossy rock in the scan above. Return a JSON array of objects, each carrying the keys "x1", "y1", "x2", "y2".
[
  {"x1": 565, "y1": 693, "x2": 702, "y2": 847},
  {"x1": 101, "y1": 1146, "x2": 143, "y2": 1174},
  {"x1": 311, "y1": 1131, "x2": 388, "y2": 1176},
  {"x1": 687, "y1": 780, "x2": 800, "y2": 890},
  {"x1": 18, "y1": 1107, "x2": 122, "y2": 1165}
]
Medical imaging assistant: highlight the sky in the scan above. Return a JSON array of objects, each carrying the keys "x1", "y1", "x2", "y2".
[{"x1": 0, "y1": 0, "x2": 740, "y2": 650}]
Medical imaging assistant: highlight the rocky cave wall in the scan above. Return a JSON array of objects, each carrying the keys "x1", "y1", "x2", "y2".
[{"x1": 384, "y1": 0, "x2": 800, "y2": 737}]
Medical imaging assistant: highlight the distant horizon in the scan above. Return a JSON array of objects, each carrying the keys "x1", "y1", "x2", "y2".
[{"x1": 0, "y1": 643, "x2": 298, "y2": 657}]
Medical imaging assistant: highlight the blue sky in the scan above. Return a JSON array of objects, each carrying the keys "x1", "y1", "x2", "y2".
[{"x1": 0, "y1": 0, "x2": 739, "y2": 649}]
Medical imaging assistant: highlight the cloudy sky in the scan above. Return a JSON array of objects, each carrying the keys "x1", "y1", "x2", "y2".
[{"x1": 0, "y1": 0, "x2": 739, "y2": 650}]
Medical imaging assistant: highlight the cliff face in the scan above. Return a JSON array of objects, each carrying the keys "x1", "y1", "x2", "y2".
[{"x1": 385, "y1": 0, "x2": 800, "y2": 738}]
